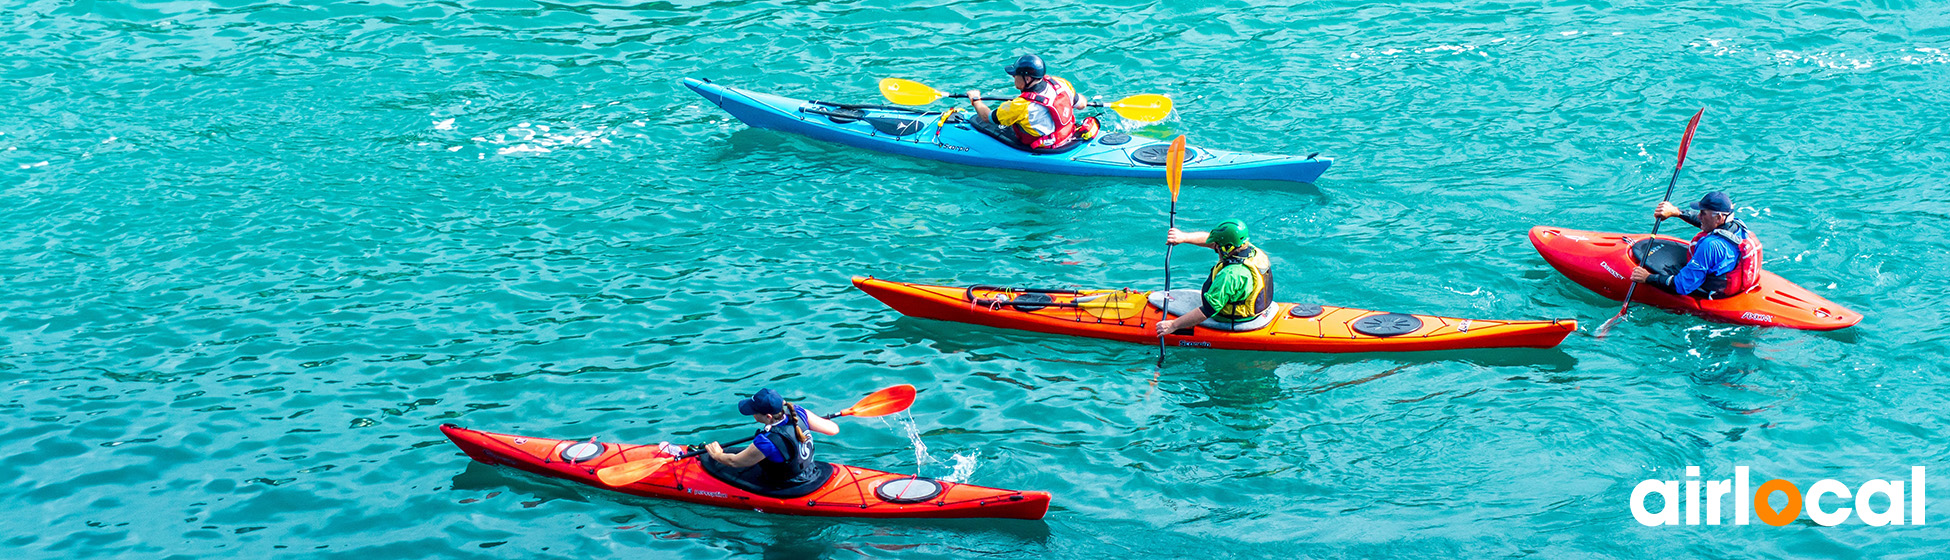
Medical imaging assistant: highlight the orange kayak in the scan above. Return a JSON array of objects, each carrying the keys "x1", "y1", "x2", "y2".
[
  {"x1": 441, "y1": 424, "x2": 1050, "y2": 520},
  {"x1": 1529, "y1": 226, "x2": 1860, "y2": 330},
  {"x1": 852, "y1": 277, "x2": 1576, "y2": 353}
]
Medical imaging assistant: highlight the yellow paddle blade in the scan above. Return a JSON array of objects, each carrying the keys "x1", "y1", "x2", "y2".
[
  {"x1": 1105, "y1": 94, "x2": 1173, "y2": 122},
  {"x1": 1166, "y1": 135, "x2": 1186, "y2": 198},
  {"x1": 1078, "y1": 292, "x2": 1145, "y2": 320},
  {"x1": 879, "y1": 78, "x2": 948, "y2": 106},
  {"x1": 596, "y1": 456, "x2": 676, "y2": 487}
]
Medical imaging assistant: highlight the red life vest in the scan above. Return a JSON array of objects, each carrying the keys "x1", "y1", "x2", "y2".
[
  {"x1": 1688, "y1": 220, "x2": 1763, "y2": 297},
  {"x1": 1013, "y1": 77, "x2": 1080, "y2": 149}
]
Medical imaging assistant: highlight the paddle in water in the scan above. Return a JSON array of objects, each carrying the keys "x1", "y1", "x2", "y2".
[
  {"x1": 1597, "y1": 108, "x2": 1706, "y2": 338},
  {"x1": 594, "y1": 384, "x2": 918, "y2": 487},
  {"x1": 1157, "y1": 135, "x2": 1187, "y2": 368},
  {"x1": 878, "y1": 78, "x2": 1174, "y2": 122}
]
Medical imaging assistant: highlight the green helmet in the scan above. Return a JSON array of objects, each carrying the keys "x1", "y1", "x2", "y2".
[{"x1": 1209, "y1": 220, "x2": 1250, "y2": 249}]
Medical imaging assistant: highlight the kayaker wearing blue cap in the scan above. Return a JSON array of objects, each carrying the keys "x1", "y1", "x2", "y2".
[
  {"x1": 966, "y1": 54, "x2": 1098, "y2": 150},
  {"x1": 702, "y1": 388, "x2": 839, "y2": 489},
  {"x1": 1629, "y1": 191, "x2": 1764, "y2": 299},
  {"x1": 1155, "y1": 220, "x2": 1276, "y2": 335}
]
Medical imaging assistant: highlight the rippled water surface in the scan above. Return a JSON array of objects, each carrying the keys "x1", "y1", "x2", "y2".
[{"x1": 5, "y1": 0, "x2": 1949, "y2": 557}]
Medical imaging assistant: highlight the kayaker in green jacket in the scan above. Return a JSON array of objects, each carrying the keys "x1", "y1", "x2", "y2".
[
  {"x1": 703, "y1": 388, "x2": 840, "y2": 490},
  {"x1": 1155, "y1": 220, "x2": 1277, "y2": 335}
]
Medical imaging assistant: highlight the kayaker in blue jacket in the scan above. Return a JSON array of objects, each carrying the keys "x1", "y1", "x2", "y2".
[
  {"x1": 1628, "y1": 191, "x2": 1764, "y2": 299},
  {"x1": 703, "y1": 388, "x2": 840, "y2": 489},
  {"x1": 965, "y1": 54, "x2": 1098, "y2": 150}
]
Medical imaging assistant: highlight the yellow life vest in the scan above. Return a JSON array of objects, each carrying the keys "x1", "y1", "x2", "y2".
[{"x1": 1200, "y1": 243, "x2": 1275, "y2": 322}]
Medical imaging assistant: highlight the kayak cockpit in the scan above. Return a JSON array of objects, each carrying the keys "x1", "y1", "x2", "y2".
[{"x1": 699, "y1": 456, "x2": 836, "y2": 499}]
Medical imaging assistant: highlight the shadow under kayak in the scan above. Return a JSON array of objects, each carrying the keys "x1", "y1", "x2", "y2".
[{"x1": 684, "y1": 77, "x2": 1333, "y2": 184}]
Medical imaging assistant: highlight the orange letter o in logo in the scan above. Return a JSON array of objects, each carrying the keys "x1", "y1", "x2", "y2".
[{"x1": 1754, "y1": 479, "x2": 1802, "y2": 527}]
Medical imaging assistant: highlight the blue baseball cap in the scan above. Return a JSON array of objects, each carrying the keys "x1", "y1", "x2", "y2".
[
  {"x1": 1690, "y1": 191, "x2": 1734, "y2": 213},
  {"x1": 737, "y1": 388, "x2": 784, "y2": 416}
]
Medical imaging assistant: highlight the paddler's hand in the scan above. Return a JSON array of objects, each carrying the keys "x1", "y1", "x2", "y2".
[
  {"x1": 704, "y1": 442, "x2": 724, "y2": 454},
  {"x1": 1655, "y1": 201, "x2": 1683, "y2": 220},
  {"x1": 1155, "y1": 317, "x2": 1179, "y2": 336},
  {"x1": 965, "y1": 89, "x2": 981, "y2": 104},
  {"x1": 1630, "y1": 266, "x2": 1652, "y2": 284},
  {"x1": 1166, "y1": 228, "x2": 1188, "y2": 245}
]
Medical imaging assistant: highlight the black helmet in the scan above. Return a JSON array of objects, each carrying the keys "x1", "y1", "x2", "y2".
[{"x1": 1004, "y1": 54, "x2": 1046, "y2": 78}]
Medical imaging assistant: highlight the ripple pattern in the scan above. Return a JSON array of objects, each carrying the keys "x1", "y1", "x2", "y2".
[{"x1": 3, "y1": 0, "x2": 1948, "y2": 557}]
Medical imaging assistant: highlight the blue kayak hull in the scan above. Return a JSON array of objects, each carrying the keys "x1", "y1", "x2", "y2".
[{"x1": 683, "y1": 78, "x2": 1332, "y2": 184}]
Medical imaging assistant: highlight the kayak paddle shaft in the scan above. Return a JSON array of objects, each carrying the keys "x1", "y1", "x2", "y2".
[
  {"x1": 674, "y1": 408, "x2": 847, "y2": 460},
  {"x1": 1159, "y1": 136, "x2": 1187, "y2": 366},
  {"x1": 1601, "y1": 108, "x2": 1705, "y2": 337}
]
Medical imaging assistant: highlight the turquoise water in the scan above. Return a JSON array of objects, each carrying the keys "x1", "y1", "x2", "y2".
[{"x1": 5, "y1": 0, "x2": 1948, "y2": 557}]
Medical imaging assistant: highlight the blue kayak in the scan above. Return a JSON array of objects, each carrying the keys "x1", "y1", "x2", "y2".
[{"x1": 682, "y1": 78, "x2": 1333, "y2": 184}]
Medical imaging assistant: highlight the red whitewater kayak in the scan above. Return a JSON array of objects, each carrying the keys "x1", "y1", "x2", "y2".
[
  {"x1": 1528, "y1": 226, "x2": 1860, "y2": 330},
  {"x1": 441, "y1": 424, "x2": 1050, "y2": 520}
]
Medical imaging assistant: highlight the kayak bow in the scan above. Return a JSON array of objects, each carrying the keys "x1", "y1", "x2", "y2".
[
  {"x1": 441, "y1": 424, "x2": 1051, "y2": 520},
  {"x1": 683, "y1": 78, "x2": 1333, "y2": 184}
]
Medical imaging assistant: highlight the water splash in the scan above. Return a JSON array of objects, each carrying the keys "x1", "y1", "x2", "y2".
[
  {"x1": 881, "y1": 412, "x2": 980, "y2": 481},
  {"x1": 941, "y1": 452, "x2": 978, "y2": 483},
  {"x1": 898, "y1": 412, "x2": 932, "y2": 468}
]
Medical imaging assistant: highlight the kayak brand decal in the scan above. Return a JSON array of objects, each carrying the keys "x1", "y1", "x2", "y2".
[
  {"x1": 1740, "y1": 312, "x2": 1775, "y2": 323},
  {"x1": 1177, "y1": 341, "x2": 1212, "y2": 348},
  {"x1": 1601, "y1": 261, "x2": 1625, "y2": 280},
  {"x1": 1631, "y1": 466, "x2": 1927, "y2": 527},
  {"x1": 685, "y1": 488, "x2": 731, "y2": 499}
]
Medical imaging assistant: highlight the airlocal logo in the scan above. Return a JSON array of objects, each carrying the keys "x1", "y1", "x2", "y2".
[{"x1": 1632, "y1": 466, "x2": 1925, "y2": 527}]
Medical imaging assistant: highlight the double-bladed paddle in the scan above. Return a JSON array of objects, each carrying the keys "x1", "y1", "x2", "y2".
[
  {"x1": 594, "y1": 385, "x2": 918, "y2": 487},
  {"x1": 878, "y1": 78, "x2": 1174, "y2": 122},
  {"x1": 1596, "y1": 108, "x2": 1706, "y2": 338},
  {"x1": 1158, "y1": 135, "x2": 1187, "y2": 367}
]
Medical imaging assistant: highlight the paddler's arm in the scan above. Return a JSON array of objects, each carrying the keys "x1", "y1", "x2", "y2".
[
  {"x1": 1155, "y1": 270, "x2": 1249, "y2": 335},
  {"x1": 967, "y1": 89, "x2": 994, "y2": 124},
  {"x1": 1156, "y1": 307, "x2": 1208, "y2": 336},
  {"x1": 704, "y1": 440, "x2": 767, "y2": 468},
  {"x1": 806, "y1": 412, "x2": 839, "y2": 436},
  {"x1": 1655, "y1": 201, "x2": 1702, "y2": 228},
  {"x1": 1167, "y1": 228, "x2": 1212, "y2": 248},
  {"x1": 1631, "y1": 238, "x2": 1733, "y2": 295}
]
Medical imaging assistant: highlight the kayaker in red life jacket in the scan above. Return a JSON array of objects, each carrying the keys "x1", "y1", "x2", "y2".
[
  {"x1": 1155, "y1": 220, "x2": 1277, "y2": 335},
  {"x1": 966, "y1": 54, "x2": 1100, "y2": 150},
  {"x1": 1627, "y1": 191, "x2": 1764, "y2": 299},
  {"x1": 702, "y1": 388, "x2": 839, "y2": 490}
]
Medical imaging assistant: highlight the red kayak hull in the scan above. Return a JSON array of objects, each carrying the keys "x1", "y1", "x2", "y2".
[
  {"x1": 441, "y1": 424, "x2": 1050, "y2": 520},
  {"x1": 1528, "y1": 226, "x2": 1860, "y2": 330}
]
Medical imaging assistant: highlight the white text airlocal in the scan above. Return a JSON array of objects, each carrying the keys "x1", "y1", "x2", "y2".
[{"x1": 1631, "y1": 466, "x2": 1925, "y2": 527}]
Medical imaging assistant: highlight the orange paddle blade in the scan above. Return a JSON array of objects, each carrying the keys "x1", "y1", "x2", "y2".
[
  {"x1": 836, "y1": 384, "x2": 916, "y2": 418},
  {"x1": 595, "y1": 457, "x2": 675, "y2": 487},
  {"x1": 1166, "y1": 135, "x2": 1186, "y2": 199}
]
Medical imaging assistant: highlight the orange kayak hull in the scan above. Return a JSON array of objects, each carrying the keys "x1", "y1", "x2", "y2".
[{"x1": 852, "y1": 277, "x2": 1576, "y2": 353}]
